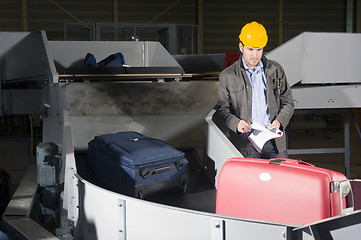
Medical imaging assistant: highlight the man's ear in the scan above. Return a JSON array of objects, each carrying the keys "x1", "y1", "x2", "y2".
[{"x1": 239, "y1": 42, "x2": 243, "y2": 53}]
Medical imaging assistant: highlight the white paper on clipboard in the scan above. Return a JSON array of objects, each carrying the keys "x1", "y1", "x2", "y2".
[{"x1": 248, "y1": 122, "x2": 283, "y2": 153}]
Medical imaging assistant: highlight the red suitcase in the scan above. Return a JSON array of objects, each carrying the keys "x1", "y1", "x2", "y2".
[{"x1": 216, "y1": 158, "x2": 354, "y2": 225}]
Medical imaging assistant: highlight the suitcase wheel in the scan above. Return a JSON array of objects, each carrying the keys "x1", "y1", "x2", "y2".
[
  {"x1": 137, "y1": 190, "x2": 143, "y2": 200},
  {"x1": 180, "y1": 180, "x2": 187, "y2": 194}
]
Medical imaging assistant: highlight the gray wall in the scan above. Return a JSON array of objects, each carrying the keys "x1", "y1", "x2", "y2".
[{"x1": 0, "y1": 0, "x2": 356, "y2": 53}]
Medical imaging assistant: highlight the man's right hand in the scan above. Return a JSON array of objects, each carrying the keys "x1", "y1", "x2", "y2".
[{"x1": 237, "y1": 120, "x2": 251, "y2": 133}]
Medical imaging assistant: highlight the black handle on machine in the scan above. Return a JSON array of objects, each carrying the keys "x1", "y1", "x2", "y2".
[{"x1": 140, "y1": 160, "x2": 184, "y2": 179}]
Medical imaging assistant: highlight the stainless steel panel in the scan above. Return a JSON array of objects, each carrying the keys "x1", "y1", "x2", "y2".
[
  {"x1": 301, "y1": 33, "x2": 361, "y2": 84},
  {"x1": 0, "y1": 32, "x2": 49, "y2": 82},
  {"x1": 294, "y1": 210, "x2": 361, "y2": 240},
  {"x1": 204, "y1": 109, "x2": 243, "y2": 188},
  {"x1": 292, "y1": 85, "x2": 361, "y2": 109},
  {"x1": 267, "y1": 32, "x2": 361, "y2": 86},
  {"x1": 6, "y1": 218, "x2": 58, "y2": 240},
  {"x1": 4, "y1": 162, "x2": 37, "y2": 217},
  {"x1": 77, "y1": 174, "x2": 293, "y2": 240},
  {"x1": 49, "y1": 40, "x2": 181, "y2": 71},
  {"x1": 266, "y1": 32, "x2": 304, "y2": 87}
]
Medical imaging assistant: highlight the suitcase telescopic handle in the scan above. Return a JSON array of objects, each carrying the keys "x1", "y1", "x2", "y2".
[
  {"x1": 296, "y1": 160, "x2": 314, "y2": 166},
  {"x1": 269, "y1": 159, "x2": 314, "y2": 166},
  {"x1": 140, "y1": 160, "x2": 184, "y2": 179},
  {"x1": 269, "y1": 159, "x2": 286, "y2": 164}
]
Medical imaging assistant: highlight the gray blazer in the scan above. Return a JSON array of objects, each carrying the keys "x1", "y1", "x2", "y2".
[{"x1": 214, "y1": 56, "x2": 294, "y2": 156}]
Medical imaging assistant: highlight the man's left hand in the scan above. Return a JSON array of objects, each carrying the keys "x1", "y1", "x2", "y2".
[{"x1": 268, "y1": 120, "x2": 281, "y2": 129}]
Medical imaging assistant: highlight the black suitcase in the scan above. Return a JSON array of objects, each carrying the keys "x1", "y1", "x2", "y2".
[{"x1": 86, "y1": 131, "x2": 188, "y2": 199}]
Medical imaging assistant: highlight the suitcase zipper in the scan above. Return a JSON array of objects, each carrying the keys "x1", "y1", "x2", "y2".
[
  {"x1": 90, "y1": 136, "x2": 185, "y2": 168},
  {"x1": 140, "y1": 159, "x2": 185, "y2": 179}
]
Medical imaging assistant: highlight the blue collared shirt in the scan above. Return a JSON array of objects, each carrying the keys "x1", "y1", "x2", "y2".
[{"x1": 242, "y1": 58, "x2": 271, "y2": 126}]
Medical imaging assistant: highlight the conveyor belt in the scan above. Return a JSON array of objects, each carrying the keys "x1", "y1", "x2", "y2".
[
  {"x1": 58, "y1": 66, "x2": 192, "y2": 81},
  {"x1": 58, "y1": 73, "x2": 192, "y2": 82},
  {"x1": 75, "y1": 148, "x2": 216, "y2": 213}
]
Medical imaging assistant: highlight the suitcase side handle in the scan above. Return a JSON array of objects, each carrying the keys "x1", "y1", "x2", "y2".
[{"x1": 140, "y1": 160, "x2": 185, "y2": 179}]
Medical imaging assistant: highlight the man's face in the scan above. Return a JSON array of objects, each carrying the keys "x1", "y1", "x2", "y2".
[{"x1": 239, "y1": 42, "x2": 263, "y2": 70}]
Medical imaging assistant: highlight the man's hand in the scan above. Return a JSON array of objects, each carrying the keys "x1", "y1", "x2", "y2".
[
  {"x1": 268, "y1": 120, "x2": 281, "y2": 129},
  {"x1": 237, "y1": 119, "x2": 251, "y2": 133}
]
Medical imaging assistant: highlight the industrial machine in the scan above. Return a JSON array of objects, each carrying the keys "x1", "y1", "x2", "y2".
[{"x1": 1, "y1": 30, "x2": 361, "y2": 239}]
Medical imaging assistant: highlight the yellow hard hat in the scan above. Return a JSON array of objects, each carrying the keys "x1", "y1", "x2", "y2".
[{"x1": 239, "y1": 21, "x2": 268, "y2": 48}]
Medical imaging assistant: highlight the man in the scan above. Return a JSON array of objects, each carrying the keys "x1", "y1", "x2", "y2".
[{"x1": 214, "y1": 21, "x2": 294, "y2": 159}]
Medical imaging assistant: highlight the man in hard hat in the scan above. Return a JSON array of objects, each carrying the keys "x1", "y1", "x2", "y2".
[{"x1": 214, "y1": 21, "x2": 294, "y2": 158}]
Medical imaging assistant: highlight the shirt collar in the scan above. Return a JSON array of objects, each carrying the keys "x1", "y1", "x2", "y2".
[{"x1": 241, "y1": 57, "x2": 263, "y2": 73}]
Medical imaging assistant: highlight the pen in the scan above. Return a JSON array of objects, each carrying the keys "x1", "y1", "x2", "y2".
[{"x1": 242, "y1": 119, "x2": 252, "y2": 132}]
